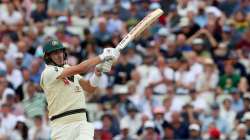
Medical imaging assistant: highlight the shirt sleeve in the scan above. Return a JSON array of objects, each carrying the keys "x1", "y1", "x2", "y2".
[
  {"x1": 75, "y1": 74, "x2": 83, "y2": 82},
  {"x1": 41, "y1": 66, "x2": 64, "y2": 88}
]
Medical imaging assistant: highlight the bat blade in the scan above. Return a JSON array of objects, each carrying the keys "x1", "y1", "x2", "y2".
[{"x1": 116, "y1": 8, "x2": 164, "y2": 51}]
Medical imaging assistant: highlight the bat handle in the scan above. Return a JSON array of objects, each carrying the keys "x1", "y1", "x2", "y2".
[{"x1": 116, "y1": 34, "x2": 133, "y2": 51}]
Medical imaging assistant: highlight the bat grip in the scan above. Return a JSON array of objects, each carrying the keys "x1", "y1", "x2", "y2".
[{"x1": 116, "y1": 34, "x2": 133, "y2": 51}]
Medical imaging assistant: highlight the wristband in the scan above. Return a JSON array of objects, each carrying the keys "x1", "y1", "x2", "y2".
[{"x1": 89, "y1": 73, "x2": 100, "y2": 87}]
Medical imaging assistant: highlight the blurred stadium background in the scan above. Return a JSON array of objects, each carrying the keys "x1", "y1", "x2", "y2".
[{"x1": 1, "y1": 0, "x2": 250, "y2": 139}]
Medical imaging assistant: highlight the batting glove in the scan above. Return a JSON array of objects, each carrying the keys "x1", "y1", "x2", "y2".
[
  {"x1": 98, "y1": 48, "x2": 120, "y2": 62},
  {"x1": 96, "y1": 59, "x2": 113, "y2": 73}
]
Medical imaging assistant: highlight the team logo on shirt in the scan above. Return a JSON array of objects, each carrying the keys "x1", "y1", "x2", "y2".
[
  {"x1": 54, "y1": 67, "x2": 58, "y2": 72},
  {"x1": 74, "y1": 86, "x2": 81, "y2": 92}
]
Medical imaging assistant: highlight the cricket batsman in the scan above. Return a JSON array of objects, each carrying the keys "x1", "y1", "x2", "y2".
[{"x1": 40, "y1": 39, "x2": 120, "y2": 140}]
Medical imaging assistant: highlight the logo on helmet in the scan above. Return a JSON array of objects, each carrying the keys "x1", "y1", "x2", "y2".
[{"x1": 51, "y1": 40, "x2": 58, "y2": 46}]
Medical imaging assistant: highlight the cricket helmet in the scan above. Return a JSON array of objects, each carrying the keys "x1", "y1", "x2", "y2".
[
  {"x1": 43, "y1": 40, "x2": 65, "y2": 54},
  {"x1": 43, "y1": 40, "x2": 67, "y2": 66}
]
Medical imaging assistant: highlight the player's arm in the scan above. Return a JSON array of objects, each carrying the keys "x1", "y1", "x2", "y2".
[
  {"x1": 57, "y1": 56, "x2": 101, "y2": 79},
  {"x1": 78, "y1": 69, "x2": 102, "y2": 93},
  {"x1": 57, "y1": 48, "x2": 120, "y2": 79},
  {"x1": 78, "y1": 60, "x2": 113, "y2": 93}
]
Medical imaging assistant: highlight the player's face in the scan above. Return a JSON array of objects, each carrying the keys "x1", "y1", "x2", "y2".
[{"x1": 50, "y1": 50, "x2": 64, "y2": 66}]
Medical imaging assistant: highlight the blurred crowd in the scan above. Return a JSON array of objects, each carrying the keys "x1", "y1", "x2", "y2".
[{"x1": 1, "y1": 0, "x2": 250, "y2": 139}]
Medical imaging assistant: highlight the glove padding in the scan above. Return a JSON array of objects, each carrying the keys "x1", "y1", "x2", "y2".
[
  {"x1": 96, "y1": 59, "x2": 113, "y2": 73},
  {"x1": 98, "y1": 48, "x2": 120, "y2": 62}
]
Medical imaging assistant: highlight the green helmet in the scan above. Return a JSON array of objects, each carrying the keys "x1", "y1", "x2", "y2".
[
  {"x1": 43, "y1": 40, "x2": 65, "y2": 54},
  {"x1": 43, "y1": 40, "x2": 67, "y2": 66}
]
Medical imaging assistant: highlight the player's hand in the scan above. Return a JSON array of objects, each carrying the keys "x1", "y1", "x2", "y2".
[
  {"x1": 98, "y1": 48, "x2": 120, "y2": 62},
  {"x1": 96, "y1": 59, "x2": 113, "y2": 73}
]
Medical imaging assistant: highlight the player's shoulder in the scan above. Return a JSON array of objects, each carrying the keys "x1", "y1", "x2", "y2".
[
  {"x1": 45, "y1": 65, "x2": 63, "y2": 71},
  {"x1": 41, "y1": 65, "x2": 65, "y2": 86},
  {"x1": 42, "y1": 65, "x2": 63, "y2": 77}
]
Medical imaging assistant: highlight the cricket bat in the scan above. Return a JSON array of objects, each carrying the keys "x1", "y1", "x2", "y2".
[{"x1": 116, "y1": 8, "x2": 164, "y2": 51}]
